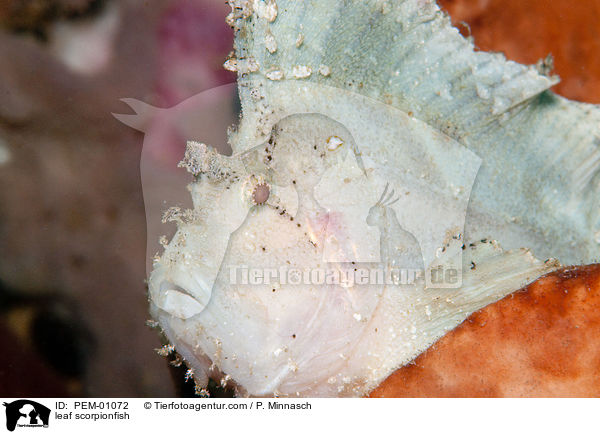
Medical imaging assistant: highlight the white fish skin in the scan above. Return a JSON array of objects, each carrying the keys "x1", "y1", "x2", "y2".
[
  {"x1": 147, "y1": 0, "x2": 599, "y2": 396},
  {"x1": 230, "y1": 0, "x2": 600, "y2": 265}
]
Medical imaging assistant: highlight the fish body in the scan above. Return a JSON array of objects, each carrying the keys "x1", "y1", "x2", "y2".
[{"x1": 143, "y1": 0, "x2": 600, "y2": 396}]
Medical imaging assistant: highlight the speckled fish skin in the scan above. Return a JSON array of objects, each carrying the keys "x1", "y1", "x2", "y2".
[
  {"x1": 147, "y1": 0, "x2": 600, "y2": 397},
  {"x1": 231, "y1": 0, "x2": 600, "y2": 264}
]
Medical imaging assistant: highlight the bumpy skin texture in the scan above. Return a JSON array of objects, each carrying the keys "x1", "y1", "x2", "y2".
[
  {"x1": 371, "y1": 265, "x2": 600, "y2": 397},
  {"x1": 149, "y1": 0, "x2": 599, "y2": 396}
]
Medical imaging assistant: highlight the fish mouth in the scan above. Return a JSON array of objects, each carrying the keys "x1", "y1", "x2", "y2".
[{"x1": 149, "y1": 263, "x2": 211, "y2": 320}]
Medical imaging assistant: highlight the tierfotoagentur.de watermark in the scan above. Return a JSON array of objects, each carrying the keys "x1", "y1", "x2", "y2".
[{"x1": 228, "y1": 264, "x2": 461, "y2": 288}]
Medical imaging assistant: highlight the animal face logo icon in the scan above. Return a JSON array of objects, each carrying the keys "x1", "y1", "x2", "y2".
[
  {"x1": 116, "y1": 80, "x2": 482, "y2": 327},
  {"x1": 3, "y1": 400, "x2": 50, "y2": 432}
]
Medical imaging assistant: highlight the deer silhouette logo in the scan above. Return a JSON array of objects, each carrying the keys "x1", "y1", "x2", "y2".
[{"x1": 367, "y1": 183, "x2": 425, "y2": 274}]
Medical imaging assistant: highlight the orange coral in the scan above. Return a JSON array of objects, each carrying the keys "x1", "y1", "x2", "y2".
[{"x1": 371, "y1": 265, "x2": 600, "y2": 397}]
